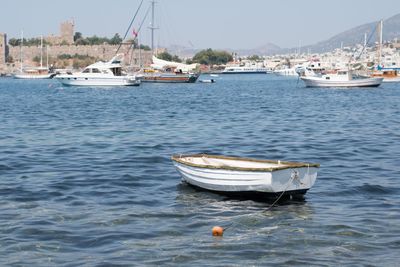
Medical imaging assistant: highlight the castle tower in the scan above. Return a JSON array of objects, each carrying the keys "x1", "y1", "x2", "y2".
[
  {"x1": 0, "y1": 33, "x2": 8, "y2": 65},
  {"x1": 60, "y1": 20, "x2": 74, "y2": 44}
]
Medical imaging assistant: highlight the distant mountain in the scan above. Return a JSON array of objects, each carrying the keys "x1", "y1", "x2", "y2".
[
  {"x1": 231, "y1": 43, "x2": 282, "y2": 56},
  {"x1": 167, "y1": 13, "x2": 400, "y2": 58},
  {"x1": 166, "y1": 45, "x2": 199, "y2": 58},
  {"x1": 301, "y1": 13, "x2": 400, "y2": 53}
]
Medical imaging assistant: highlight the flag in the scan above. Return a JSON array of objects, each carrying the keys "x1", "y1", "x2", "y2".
[{"x1": 132, "y1": 28, "x2": 138, "y2": 38}]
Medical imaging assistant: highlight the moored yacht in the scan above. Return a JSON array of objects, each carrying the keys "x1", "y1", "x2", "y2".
[
  {"x1": 139, "y1": 56, "x2": 199, "y2": 83},
  {"x1": 14, "y1": 67, "x2": 54, "y2": 79},
  {"x1": 273, "y1": 67, "x2": 298, "y2": 76},
  {"x1": 300, "y1": 69, "x2": 383, "y2": 88},
  {"x1": 222, "y1": 66, "x2": 271, "y2": 74},
  {"x1": 370, "y1": 68, "x2": 400, "y2": 83},
  {"x1": 55, "y1": 54, "x2": 140, "y2": 86},
  {"x1": 14, "y1": 34, "x2": 54, "y2": 79}
]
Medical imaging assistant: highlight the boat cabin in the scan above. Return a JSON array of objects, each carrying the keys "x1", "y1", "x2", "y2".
[
  {"x1": 81, "y1": 64, "x2": 123, "y2": 76},
  {"x1": 323, "y1": 70, "x2": 352, "y2": 81}
]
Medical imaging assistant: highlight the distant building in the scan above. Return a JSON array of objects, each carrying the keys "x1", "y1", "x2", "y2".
[
  {"x1": 0, "y1": 33, "x2": 8, "y2": 65},
  {"x1": 46, "y1": 20, "x2": 74, "y2": 45}
]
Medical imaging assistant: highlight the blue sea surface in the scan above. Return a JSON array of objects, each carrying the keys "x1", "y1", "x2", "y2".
[{"x1": 0, "y1": 75, "x2": 399, "y2": 266}]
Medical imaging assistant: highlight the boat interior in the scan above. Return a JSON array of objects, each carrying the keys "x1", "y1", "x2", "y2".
[
  {"x1": 176, "y1": 155, "x2": 283, "y2": 169},
  {"x1": 172, "y1": 154, "x2": 320, "y2": 171}
]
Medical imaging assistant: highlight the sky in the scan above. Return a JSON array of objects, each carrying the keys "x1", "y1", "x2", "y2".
[{"x1": 1, "y1": 0, "x2": 400, "y2": 50}]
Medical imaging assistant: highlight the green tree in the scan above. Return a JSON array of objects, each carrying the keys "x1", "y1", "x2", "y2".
[
  {"x1": 8, "y1": 38, "x2": 20, "y2": 46},
  {"x1": 75, "y1": 38, "x2": 90, "y2": 45},
  {"x1": 157, "y1": 51, "x2": 182, "y2": 62},
  {"x1": 157, "y1": 51, "x2": 173, "y2": 61},
  {"x1": 192, "y1": 49, "x2": 232, "y2": 65},
  {"x1": 139, "y1": 44, "x2": 151, "y2": 51},
  {"x1": 57, "y1": 54, "x2": 73, "y2": 60},
  {"x1": 74, "y1": 32, "x2": 83, "y2": 42},
  {"x1": 172, "y1": 55, "x2": 182, "y2": 63},
  {"x1": 109, "y1": 33, "x2": 122, "y2": 45},
  {"x1": 247, "y1": 55, "x2": 262, "y2": 61}
]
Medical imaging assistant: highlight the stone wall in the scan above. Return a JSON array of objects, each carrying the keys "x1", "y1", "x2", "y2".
[
  {"x1": 8, "y1": 44, "x2": 153, "y2": 69},
  {"x1": 0, "y1": 33, "x2": 7, "y2": 65}
]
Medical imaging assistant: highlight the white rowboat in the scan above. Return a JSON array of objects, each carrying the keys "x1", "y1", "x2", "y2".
[{"x1": 172, "y1": 154, "x2": 319, "y2": 198}]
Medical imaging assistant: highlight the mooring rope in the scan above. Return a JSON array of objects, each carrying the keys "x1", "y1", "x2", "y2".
[{"x1": 265, "y1": 170, "x2": 297, "y2": 211}]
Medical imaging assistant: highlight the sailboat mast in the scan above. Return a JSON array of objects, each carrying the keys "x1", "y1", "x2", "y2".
[
  {"x1": 46, "y1": 45, "x2": 49, "y2": 69},
  {"x1": 378, "y1": 19, "x2": 383, "y2": 67},
  {"x1": 138, "y1": 35, "x2": 142, "y2": 68},
  {"x1": 149, "y1": 0, "x2": 158, "y2": 52},
  {"x1": 20, "y1": 31, "x2": 23, "y2": 72},
  {"x1": 40, "y1": 35, "x2": 43, "y2": 68}
]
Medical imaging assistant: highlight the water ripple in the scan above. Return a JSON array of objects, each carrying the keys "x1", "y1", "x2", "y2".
[{"x1": 0, "y1": 76, "x2": 399, "y2": 266}]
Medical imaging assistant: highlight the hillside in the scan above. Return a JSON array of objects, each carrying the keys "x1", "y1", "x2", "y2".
[
  {"x1": 299, "y1": 13, "x2": 400, "y2": 53},
  {"x1": 166, "y1": 13, "x2": 400, "y2": 57}
]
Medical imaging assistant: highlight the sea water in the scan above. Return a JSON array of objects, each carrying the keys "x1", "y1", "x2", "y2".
[{"x1": 0, "y1": 75, "x2": 399, "y2": 266}]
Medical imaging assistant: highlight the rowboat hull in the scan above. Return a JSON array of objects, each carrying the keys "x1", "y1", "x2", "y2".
[{"x1": 172, "y1": 154, "x2": 319, "y2": 197}]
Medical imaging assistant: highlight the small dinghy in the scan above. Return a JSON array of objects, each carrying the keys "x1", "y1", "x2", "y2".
[
  {"x1": 171, "y1": 154, "x2": 319, "y2": 198},
  {"x1": 199, "y1": 79, "x2": 215, "y2": 83}
]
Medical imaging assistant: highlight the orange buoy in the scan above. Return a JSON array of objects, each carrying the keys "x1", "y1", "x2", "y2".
[{"x1": 212, "y1": 226, "x2": 224, "y2": 236}]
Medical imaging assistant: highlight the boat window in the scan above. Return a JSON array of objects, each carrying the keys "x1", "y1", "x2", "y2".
[
  {"x1": 92, "y1": 68, "x2": 101, "y2": 73},
  {"x1": 83, "y1": 68, "x2": 90, "y2": 73},
  {"x1": 111, "y1": 67, "x2": 122, "y2": 76},
  {"x1": 325, "y1": 77, "x2": 330, "y2": 80}
]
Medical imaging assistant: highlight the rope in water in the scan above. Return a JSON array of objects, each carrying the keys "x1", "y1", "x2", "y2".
[
  {"x1": 265, "y1": 170, "x2": 298, "y2": 211},
  {"x1": 219, "y1": 170, "x2": 299, "y2": 234}
]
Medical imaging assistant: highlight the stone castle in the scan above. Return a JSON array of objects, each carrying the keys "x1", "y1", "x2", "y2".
[
  {"x1": 0, "y1": 21, "x2": 153, "y2": 73},
  {"x1": 46, "y1": 20, "x2": 75, "y2": 45}
]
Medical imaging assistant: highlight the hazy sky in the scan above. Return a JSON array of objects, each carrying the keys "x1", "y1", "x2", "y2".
[{"x1": 1, "y1": 0, "x2": 399, "y2": 49}]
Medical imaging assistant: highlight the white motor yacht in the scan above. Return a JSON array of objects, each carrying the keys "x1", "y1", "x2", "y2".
[
  {"x1": 222, "y1": 66, "x2": 270, "y2": 74},
  {"x1": 55, "y1": 54, "x2": 140, "y2": 86}
]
